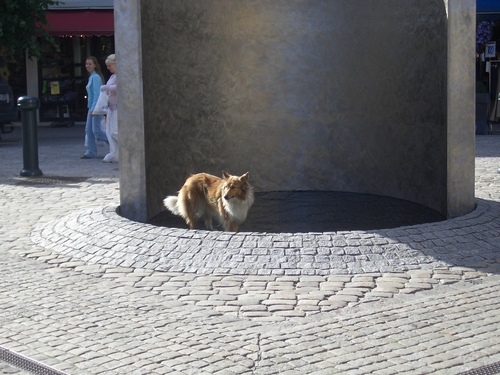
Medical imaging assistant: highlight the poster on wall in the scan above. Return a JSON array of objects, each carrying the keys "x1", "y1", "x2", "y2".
[
  {"x1": 486, "y1": 41, "x2": 496, "y2": 58},
  {"x1": 50, "y1": 81, "x2": 60, "y2": 95}
]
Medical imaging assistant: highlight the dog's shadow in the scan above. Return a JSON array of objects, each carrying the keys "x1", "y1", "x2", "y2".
[{"x1": 150, "y1": 191, "x2": 445, "y2": 234}]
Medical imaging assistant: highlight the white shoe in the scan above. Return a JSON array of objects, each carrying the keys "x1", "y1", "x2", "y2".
[{"x1": 103, "y1": 153, "x2": 117, "y2": 163}]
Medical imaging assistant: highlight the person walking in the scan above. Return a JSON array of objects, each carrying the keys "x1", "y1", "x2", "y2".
[
  {"x1": 81, "y1": 56, "x2": 108, "y2": 159},
  {"x1": 102, "y1": 54, "x2": 118, "y2": 163}
]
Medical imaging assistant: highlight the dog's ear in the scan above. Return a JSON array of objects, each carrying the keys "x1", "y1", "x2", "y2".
[
  {"x1": 222, "y1": 171, "x2": 230, "y2": 180},
  {"x1": 240, "y1": 172, "x2": 249, "y2": 183}
]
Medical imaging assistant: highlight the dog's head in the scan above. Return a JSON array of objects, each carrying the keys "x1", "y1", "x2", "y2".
[{"x1": 221, "y1": 171, "x2": 250, "y2": 201}]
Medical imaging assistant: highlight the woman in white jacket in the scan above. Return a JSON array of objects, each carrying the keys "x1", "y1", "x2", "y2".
[{"x1": 102, "y1": 54, "x2": 118, "y2": 163}]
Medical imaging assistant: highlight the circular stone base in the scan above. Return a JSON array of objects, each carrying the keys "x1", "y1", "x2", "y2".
[
  {"x1": 30, "y1": 198, "x2": 500, "y2": 276},
  {"x1": 150, "y1": 191, "x2": 445, "y2": 233}
]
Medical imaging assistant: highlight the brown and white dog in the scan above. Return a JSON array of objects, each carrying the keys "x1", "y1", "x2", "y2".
[{"x1": 164, "y1": 171, "x2": 254, "y2": 232}]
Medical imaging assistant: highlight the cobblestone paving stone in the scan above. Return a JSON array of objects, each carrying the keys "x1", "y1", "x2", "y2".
[
  {"x1": 0, "y1": 362, "x2": 31, "y2": 374},
  {"x1": 0, "y1": 125, "x2": 500, "y2": 374}
]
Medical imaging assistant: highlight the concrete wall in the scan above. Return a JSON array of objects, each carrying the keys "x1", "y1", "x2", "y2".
[
  {"x1": 115, "y1": 0, "x2": 476, "y2": 223},
  {"x1": 447, "y1": 0, "x2": 477, "y2": 218}
]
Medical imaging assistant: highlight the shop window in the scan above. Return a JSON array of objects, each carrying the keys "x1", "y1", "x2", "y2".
[{"x1": 39, "y1": 36, "x2": 114, "y2": 123}]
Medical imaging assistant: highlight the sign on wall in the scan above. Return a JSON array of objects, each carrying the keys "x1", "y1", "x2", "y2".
[{"x1": 486, "y1": 41, "x2": 496, "y2": 58}]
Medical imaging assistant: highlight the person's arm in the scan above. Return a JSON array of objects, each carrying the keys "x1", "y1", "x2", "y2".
[
  {"x1": 102, "y1": 75, "x2": 117, "y2": 94},
  {"x1": 89, "y1": 75, "x2": 101, "y2": 112}
]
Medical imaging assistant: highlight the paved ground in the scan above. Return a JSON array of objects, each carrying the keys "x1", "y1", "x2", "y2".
[{"x1": 1, "y1": 123, "x2": 500, "y2": 374}]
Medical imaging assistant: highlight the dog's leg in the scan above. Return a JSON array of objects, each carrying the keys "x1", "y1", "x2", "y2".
[
  {"x1": 203, "y1": 215, "x2": 214, "y2": 230},
  {"x1": 225, "y1": 221, "x2": 239, "y2": 232},
  {"x1": 185, "y1": 215, "x2": 196, "y2": 229},
  {"x1": 178, "y1": 190, "x2": 197, "y2": 229},
  {"x1": 184, "y1": 207, "x2": 198, "y2": 229}
]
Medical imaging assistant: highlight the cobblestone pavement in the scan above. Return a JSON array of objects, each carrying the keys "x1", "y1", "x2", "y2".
[{"x1": 0, "y1": 124, "x2": 500, "y2": 374}]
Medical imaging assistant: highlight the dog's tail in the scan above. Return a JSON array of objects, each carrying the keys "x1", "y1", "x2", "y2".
[{"x1": 164, "y1": 196, "x2": 180, "y2": 215}]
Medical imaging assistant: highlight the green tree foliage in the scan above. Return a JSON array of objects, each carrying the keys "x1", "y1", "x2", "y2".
[{"x1": 0, "y1": 0, "x2": 59, "y2": 60}]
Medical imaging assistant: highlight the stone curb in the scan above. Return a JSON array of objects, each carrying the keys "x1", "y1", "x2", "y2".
[{"x1": 31, "y1": 198, "x2": 500, "y2": 277}]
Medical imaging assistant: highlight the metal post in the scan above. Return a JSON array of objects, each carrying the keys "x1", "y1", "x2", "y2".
[{"x1": 17, "y1": 96, "x2": 43, "y2": 177}]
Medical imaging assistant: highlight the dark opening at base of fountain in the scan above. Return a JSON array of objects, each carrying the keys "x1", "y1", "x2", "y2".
[{"x1": 149, "y1": 191, "x2": 446, "y2": 233}]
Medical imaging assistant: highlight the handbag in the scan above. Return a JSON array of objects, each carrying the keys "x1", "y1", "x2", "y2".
[{"x1": 92, "y1": 89, "x2": 109, "y2": 115}]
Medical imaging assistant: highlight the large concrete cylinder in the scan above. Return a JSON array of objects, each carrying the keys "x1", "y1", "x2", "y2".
[{"x1": 116, "y1": 0, "x2": 475, "y2": 223}]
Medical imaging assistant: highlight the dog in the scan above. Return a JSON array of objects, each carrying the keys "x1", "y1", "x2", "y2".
[{"x1": 164, "y1": 171, "x2": 254, "y2": 232}]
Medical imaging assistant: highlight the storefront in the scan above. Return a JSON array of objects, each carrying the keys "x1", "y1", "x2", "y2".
[
  {"x1": 476, "y1": 0, "x2": 500, "y2": 132},
  {"x1": 476, "y1": 0, "x2": 500, "y2": 89},
  {"x1": 38, "y1": 1, "x2": 114, "y2": 123},
  {"x1": 477, "y1": 0, "x2": 500, "y2": 20}
]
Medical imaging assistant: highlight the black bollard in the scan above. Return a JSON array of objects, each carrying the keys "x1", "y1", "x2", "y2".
[{"x1": 17, "y1": 96, "x2": 43, "y2": 177}]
